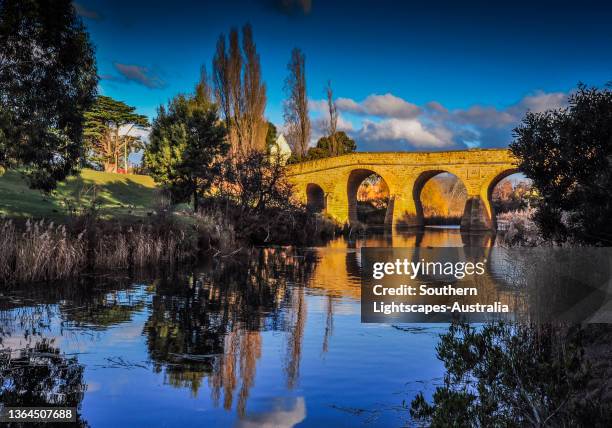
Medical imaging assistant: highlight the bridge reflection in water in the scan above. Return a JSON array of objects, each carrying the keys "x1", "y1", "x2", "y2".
[{"x1": 309, "y1": 227, "x2": 495, "y2": 300}]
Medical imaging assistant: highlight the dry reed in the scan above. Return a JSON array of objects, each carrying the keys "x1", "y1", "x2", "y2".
[
  {"x1": 0, "y1": 218, "x2": 196, "y2": 285},
  {"x1": 0, "y1": 220, "x2": 87, "y2": 283}
]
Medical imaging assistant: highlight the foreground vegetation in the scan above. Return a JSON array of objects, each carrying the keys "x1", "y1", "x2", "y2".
[
  {"x1": 0, "y1": 216, "x2": 194, "y2": 284},
  {"x1": 410, "y1": 321, "x2": 612, "y2": 426},
  {"x1": 0, "y1": 201, "x2": 336, "y2": 285}
]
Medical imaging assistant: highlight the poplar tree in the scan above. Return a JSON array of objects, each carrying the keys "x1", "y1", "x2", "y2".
[
  {"x1": 213, "y1": 24, "x2": 267, "y2": 156},
  {"x1": 325, "y1": 80, "x2": 339, "y2": 156},
  {"x1": 283, "y1": 48, "x2": 310, "y2": 160}
]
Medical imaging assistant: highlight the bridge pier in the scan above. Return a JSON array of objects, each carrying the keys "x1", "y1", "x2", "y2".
[
  {"x1": 325, "y1": 189, "x2": 350, "y2": 225},
  {"x1": 460, "y1": 196, "x2": 493, "y2": 231},
  {"x1": 390, "y1": 192, "x2": 421, "y2": 228}
]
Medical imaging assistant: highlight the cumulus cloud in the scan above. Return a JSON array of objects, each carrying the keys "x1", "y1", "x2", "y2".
[
  {"x1": 450, "y1": 91, "x2": 569, "y2": 146},
  {"x1": 310, "y1": 112, "x2": 354, "y2": 147},
  {"x1": 453, "y1": 105, "x2": 516, "y2": 129},
  {"x1": 425, "y1": 101, "x2": 448, "y2": 114},
  {"x1": 337, "y1": 115, "x2": 354, "y2": 132},
  {"x1": 358, "y1": 118, "x2": 452, "y2": 148},
  {"x1": 307, "y1": 90, "x2": 569, "y2": 151},
  {"x1": 113, "y1": 63, "x2": 166, "y2": 89},
  {"x1": 337, "y1": 93, "x2": 421, "y2": 118},
  {"x1": 308, "y1": 99, "x2": 328, "y2": 113},
  {"x1": 509, "y1": 90, "x2": 567, "y2": 114},
  {"x1": 339, "y1": 90, "x2": 569, "y2": 151}
]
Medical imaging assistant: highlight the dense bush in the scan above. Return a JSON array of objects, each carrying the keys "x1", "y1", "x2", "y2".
[
  {"x1": 496, "y1": 208, "x2": 544, "y2": 247},
  {"x1": 510, "y1": 84, "x2": 612, "y2": 245},
  {"x1": 410, "y1": 321, "x2": 612, "y2": 427},
  {"x1": 208, "y1": 150, "x2": 339, "y2": 245}
]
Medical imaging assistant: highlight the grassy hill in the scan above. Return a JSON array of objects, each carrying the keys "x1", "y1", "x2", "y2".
[{"x1": 0, "y1": 169, "x2": 160, "y2": 219}]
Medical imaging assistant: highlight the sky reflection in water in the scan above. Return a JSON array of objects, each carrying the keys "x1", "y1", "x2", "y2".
[{"x1": 0, "y1": 228, "x2": 487, "y2": 427}]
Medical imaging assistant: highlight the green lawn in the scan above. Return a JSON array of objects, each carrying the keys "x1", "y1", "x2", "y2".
[{"x1": 0, "y1": 169, "x2": 160, "y2": 219}]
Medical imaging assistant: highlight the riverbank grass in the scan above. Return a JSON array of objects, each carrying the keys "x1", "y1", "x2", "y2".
[{"x1": 0, "y1": 169, "x2": 159, "y2": 219}]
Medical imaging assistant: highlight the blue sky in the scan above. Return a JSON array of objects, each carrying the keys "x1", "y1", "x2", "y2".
[{"x1": 75, "y1": 0, "x2": 612, "y2": 151}]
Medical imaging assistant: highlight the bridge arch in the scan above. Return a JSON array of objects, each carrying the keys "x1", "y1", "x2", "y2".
[
  {"x1": 306, "y1": 183, "x2": 326, "y2": 213},
  {"x1": 412, "y1": 170, "x2": 467, "y2": 227},
  {"x1": 483, "y1": 168, "x2": 521, "y2": 229},
  {"x1": 347, "y1": 169, "x2": 392, "y2": 226}
]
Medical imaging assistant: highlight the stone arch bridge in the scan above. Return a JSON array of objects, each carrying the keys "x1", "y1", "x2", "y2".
[{"x1": 287, "y1": 149, "x2": 518, "y2": 230}]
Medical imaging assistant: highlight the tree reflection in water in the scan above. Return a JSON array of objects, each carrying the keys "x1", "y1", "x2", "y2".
[
  {"x1": 0, "y1": 229, "x2": 524, "y2": 425},
  {"x1": 0, "y1": 279, "x2": 145, "y2": 428},
  {"x1": 0, "y1": 340, "x2": 88, "y2": 427},
  {"x1": 1, "y1": 229, "x2": 502, "y2": 425},
  {"x1": 144, "y1": 247, "x2": 318, "y2": 416}
]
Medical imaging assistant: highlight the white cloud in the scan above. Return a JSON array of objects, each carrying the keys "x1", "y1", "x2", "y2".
[
  {"x1": 307, "y1": 89, "x2": 569, "y2": 151},
  {"x1": 308, "y1": 99, "x2": 328, "y2": 113},
  {"x1": 337, "y1": 93, "x2": 421, "y2": 118},
  {"x1": 510, "y1": 90, "x2": 567, "y2": 114},
  {"x1": 358, "y1": 118, "x2": 452, "y2": 148},
  {"x1": 425, "y1": 101, "x2": 448, "y2": 114},
  {"x1": 309, "y1": 109, "x2": 354, "y2": 146},
  {"x1": 453, "y1": 105, "x2": 516, "y2": 128},
  {"x1": 335, "y1": 97, "x2": 361, "y2": 112},
  {"x1": 337, "y1": 115, "x2": 354, "y2": 132},
  {"x1": 451, "y1": 91, "x2": 568, "y2": 130},
  {"x1": 353, "y1": 90, "x2": 569, "y2": 150}
]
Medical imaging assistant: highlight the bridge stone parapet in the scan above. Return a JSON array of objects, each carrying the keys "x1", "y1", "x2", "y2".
[{"x1": 287, "y1": 149, "x2": 518, "y2": 231}]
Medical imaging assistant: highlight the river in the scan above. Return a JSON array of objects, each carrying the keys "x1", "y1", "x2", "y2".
[{"x1": 0, "y1": 228, "x2": 495, "y2": 427}]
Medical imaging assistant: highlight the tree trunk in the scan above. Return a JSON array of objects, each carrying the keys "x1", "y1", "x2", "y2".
[
  {"x1": 193, "y1": 185, "x2": 199, "y2": 213},
  {"x1": 115, "y1": 126, "x2": 120, "y2": 173},
  {"x1": 124, "y1": 138, "x2": 128, "y2": 173}
]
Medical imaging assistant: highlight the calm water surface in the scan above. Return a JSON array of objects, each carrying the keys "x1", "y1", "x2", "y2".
[{"x1": 0, "y1": 228, "x2": 494, "y2": 427}]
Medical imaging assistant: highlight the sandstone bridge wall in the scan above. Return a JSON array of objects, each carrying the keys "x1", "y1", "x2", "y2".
[{"x1": 286, "y1": 149, "x2": 518, "y2": 230}]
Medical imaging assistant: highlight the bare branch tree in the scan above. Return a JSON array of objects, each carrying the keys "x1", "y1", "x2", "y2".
[
  {"x1": 193, "y1": 65, "x2": 212, "y2": 107},
  {"x1": 228, "y1": 27, "x2": 244, "y2": 154},
  {"x1": 283, "y1": 48, "x2": 310, "y2": 159},
  {"x1": 213, "y1": 34, "x2": 231, "y2": 132},
  {"x1": 242, "y1": 24, "x2": 267, "y2": 154},
  {"x1": 213, "y1": 24, "x2": 267, "y2": 157},
  {"x1": 325, "y1": 80, "x2": 338, "y2": 156}
]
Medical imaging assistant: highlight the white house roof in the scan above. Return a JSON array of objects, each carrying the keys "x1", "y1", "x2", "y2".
[
  {"x1": 269, "y1": 134, "x2": 292, "y2": 164},
  {"x1": 275, "y1": 134, "x2": 291, "y2": 153}
]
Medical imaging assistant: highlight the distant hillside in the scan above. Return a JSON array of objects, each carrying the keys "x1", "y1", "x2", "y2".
[{"x1": 0, "y1": 169, "x2": 159, "y2": 219}]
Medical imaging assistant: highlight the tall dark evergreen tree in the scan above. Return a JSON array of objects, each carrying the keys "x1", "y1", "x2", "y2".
[
  {"x1": 265, "y1": 121, "x2": 277, "y2": 153},
  {"x1": 144, "y1": 75, "x2": 228, "y2": 211},
  {"x1": 0, "y1": 0, "x2": 98, "y2": 190}
]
